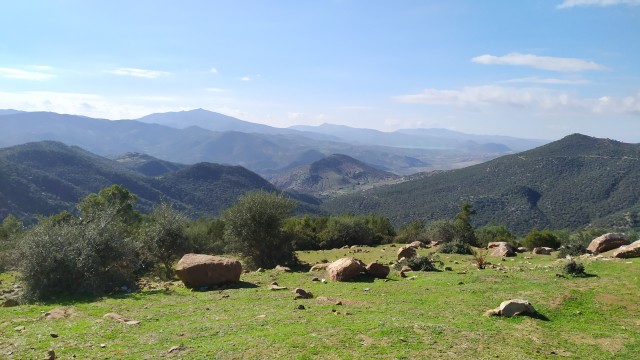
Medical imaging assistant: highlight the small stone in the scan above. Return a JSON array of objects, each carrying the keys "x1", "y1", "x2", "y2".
[
  {"x1": 445, "y1": 267, "x2": 453, "y2": 271},
  {"x1": 167, "y1": 345, "x2": 182, "y2": 353},
  {"x1": 321, "y1": 279, "x2": 327, "y2": 284},
  {"x1": 100, "y1": 344, "x2": 106, "y2": 348},
  {"x1": 256, "y1": 268, "x2": 265, "y2": 273},
  {"x1": 311, "y1": 277, "x2": 320, "y2": 282},
  {"x1": 45, "y1": 349, "x2": 55, "y2": 360},
  {"x1": 14, "y1": 325, "x2": 25, "y2": 331},
  {"x1": 296, "y1": 305, "x2": 306, "y2": 310},
  {"x1": 335, "y1": 301, "x2": 343, "y2": 306},
  {"x1": 364, "y1": 287, "x2": 370, "y2": 291},
  {"x1": 50, "y1": 333, "x2": 59, "y2": 338}
]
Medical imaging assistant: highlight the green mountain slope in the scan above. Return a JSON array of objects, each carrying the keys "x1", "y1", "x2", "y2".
[
  {"x1": 269, "y1": 154, "x2": 400, "y2": 198},
  {"x1": 322, "y1": 134, "x2": 640, "y2": 234},
  {"x1": 0, "y1": 141, "x2": 305, "y2": 222}
]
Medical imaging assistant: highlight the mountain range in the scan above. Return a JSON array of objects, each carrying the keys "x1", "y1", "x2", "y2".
[
  {"x1": 322, "y1": 134, "x2": 640, "y2": 234},
  {"x1": 0, "y1": 109, "x2": 546, "y2": 176}
]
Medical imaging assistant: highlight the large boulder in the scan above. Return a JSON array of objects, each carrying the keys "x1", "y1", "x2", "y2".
[
  {"x1": 365, "y1": 262, "x2": 390, "y2": 278},
  {"x1": 612, "y1": 240, "x2": 640, "y2": 258},
  {"x1": 397, "y1": 245, "x2": 417, "y2": 260},
  {"x1": 485, "y1": 299, "x2": 537, "y2": 317},
  {"x1": 175, "y1": 254, "x2": 242, "y2": 288},
  {"x1": 487, "y1": 242, "x2": 516, "y2": 257},
  {"x1": 326, "y1": 257, "x2": 365, "y2": 282},
  {"x1": 532, "y1": 247, "x2": 553, "y2": 255},
  {"x1": 408, "y1": 241, "x2": 427, "y2": 249},
  {"x1": 587, "y1": 233, "x2": 629, "y2": 255}
]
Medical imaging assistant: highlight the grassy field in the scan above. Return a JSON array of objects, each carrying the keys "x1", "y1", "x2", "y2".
[{"x1": 1, "y1": 246, "x2": 638, "y2": 359}]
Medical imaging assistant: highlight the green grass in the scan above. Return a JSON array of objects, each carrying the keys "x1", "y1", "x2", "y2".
[{"x1": 1, "y1": 247, "x2": 639, "y2": 359}]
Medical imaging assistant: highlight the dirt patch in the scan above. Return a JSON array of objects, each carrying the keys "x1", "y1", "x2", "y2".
[
  {"x1": 596, "y1": 293, "x2": 640, "y2": 312},
  {"x1": 315, "y1": 296, "x2": 364, "y2": 306},
  {"x1": 481, "y1": 277, "x2": 503, "y2": 283},
  {"x1": 569, "y1": 334, "x2": 627, "y2": 353}
]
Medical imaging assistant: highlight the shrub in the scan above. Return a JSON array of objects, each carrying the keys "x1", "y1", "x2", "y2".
[
  {"x1": 563, "y1": 260, "x2": 586, "y2": 277},
  {"x1": 137, "y1": 202, "x2": 191, "y2": 278},
  {"x1": 423, "y1": 220, "x2": 457, "y2": 244},
  {"x1": 394, "y1": 220, "x2": 429, "y2": 244},
  {"x1": 186, "y1": 217, "x2": 225, "y2": 255},
  {"x1": 16, "y1": 206, "x2": 138, "y2": 301},
  {"x1": 438, "y1": 240, "x2": 474, "y2": 255},
  {"x1": 223, "y1": 191, "x2": 298, "y2": 269},
  {"x1": 476, "y1": 224, "x2": 517, "y2": 248},
  {"x1": 394, "y1": 254, "x2": 443, "y2": 272},
  {"x1": 557, "y1": 243, "x2": 589, "y2": 258},
  {"x1": 454, "y1": 202, "x2": 478, "y2": 246},
  {"x1": 471, "y1": 249, "x2": 489, "y2": 270},
  {"x1": 522, "y1": 229, "x2": 561, "y2": 249}
]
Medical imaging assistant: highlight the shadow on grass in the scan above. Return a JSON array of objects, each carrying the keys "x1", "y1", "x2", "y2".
[
  {"x1": 530, "y1": 312, "x2": 551, "y2": 321},
  {"x1": 189, "y1": 281, "x2": 259, "y2": 291}
]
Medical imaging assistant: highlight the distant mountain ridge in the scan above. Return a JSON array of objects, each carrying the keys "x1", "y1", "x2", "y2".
[
  {"x1": 0, "y1": 141, "x2": 309, "y2": 222},
  {"x1": 268, "y1": 154, "x2": 400, "y2": 198},
  {"x1": 322, "y1": 134, "x2": 640, "y2": 234}
]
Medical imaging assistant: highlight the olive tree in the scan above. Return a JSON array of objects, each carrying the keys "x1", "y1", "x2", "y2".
[{"x1": 223, "y1": 191, "x2": 297, "y2": 269}]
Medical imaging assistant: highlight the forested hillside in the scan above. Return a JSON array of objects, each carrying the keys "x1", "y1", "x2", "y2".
[{"x1": 322, "y1": 134, "x2": 640, "y2": 234}]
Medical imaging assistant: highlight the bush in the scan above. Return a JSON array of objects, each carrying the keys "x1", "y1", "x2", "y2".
[
  {"x1": 16, "y1": 206, "x2": 138, "y2": 301},
  {"x1": 563, "y1": 260, "x2": 586, "y2": 277},
  {"x1": 394, "y1": 254, "x2": 443, "y2": 272},
  {"x1": 472, "y1": 249, "x2": 489, "y2": 270},
  {"x1": 223, "y1": 191, "x2": 298, "y2": 269},
  {"x1": 438, "y1": 240, "x2": 474, "y2": 255},
  {"x1": 522, "y1": 229, "x2": 561, "y2": 249},
  {"x1": 137, "y1": 202, "x2": 191, "y2": 278},
  {"x1": 394, "y1": 220, "x2": 429, "y2": 244},
  {"x1": 557, "y1": 243, "x2": 589, "y2": 258},
  {"x1": 423, "y1": 220, "x2": 457, "y2": 244},
  {"x1": 186, "y1": 218, "x2": 225, "y2": 255},
  {"x1": 476, "y1": 224, "x2": 517, "y2": 248}
]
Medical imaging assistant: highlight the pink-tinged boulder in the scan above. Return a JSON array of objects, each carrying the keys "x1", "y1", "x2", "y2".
[
  {"x1": 326, "y1": 257, "x2": 365, "y2": 282},
  {"x1": 487, "y1": 242, "x2": 516, "y2": 257},
  {"x1": 365, "y1": 262, "x2": 390, "y2": 278},
  {"x1": 587, "y1": 233, "x2": 629, "y2": 255},
  {"x1": 175, "y1": 254, "x2": 242, "y2": 288},
  {"x1": 532, "y1": 247, "x2": 553, "y2": 255},
  {"x1": 397, "y1": 245, "x2": 417, "y2": 260},
  {"x1": 612, "y1": 240, "x2": 640, "y2": 258},
  {"x1": 309, "y1": 263, "x2": 330, "y2": 272}
]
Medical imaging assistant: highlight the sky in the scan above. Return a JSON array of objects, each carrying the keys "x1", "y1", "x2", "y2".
[{"x1": 1, "y1": 0, "x2": 639, "y2": 141}]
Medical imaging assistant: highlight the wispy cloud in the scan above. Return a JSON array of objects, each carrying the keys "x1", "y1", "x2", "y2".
[
  {"x1": 557, "y1": 0, "x2": 640, "y2": 9},
  {"x1": 393, "y1": 86, "x2": 640, "y2": 116},
  {"x1": 240, "y1": 76, "x2": 251, "y2": 82},
  {"x1": 205, "y1": 87, "x2": 224, "y2": 92},
  {"x1": 107, "y1": 67, "x2": 170, "y2": 79},
  {"x1": 500, "y1": 77, "x2": 590, "y2": 85},
  {"x1": 472, "y1": 53, "x2": 604, "y2": 72},
  {"x1": 0, "y1": 67, "x2": 54, "y2": 80},
  {"x1": 209, "y1": 67, "x2": 218, "y2": 74}
]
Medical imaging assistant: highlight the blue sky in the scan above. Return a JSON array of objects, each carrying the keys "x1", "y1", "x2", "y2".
[{"x1": 1, "y1": 0, "x2": 639, "y2": 141}]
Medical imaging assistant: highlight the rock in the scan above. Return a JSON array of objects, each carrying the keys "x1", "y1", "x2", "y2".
[
  {"x1": 400, "y1": 265, "x2": 412, "y2": 273},
  {"x1": 532, "y1": 247, "x2": 553, "y2": 255},
  {"x1": 43, "y1": 307, "x2": 73, "y2": 320},
  {"x1": 175, "y1": 254, "x2": 242, "y2": 288},
  {"x1": 311, "y1": 277, "x2": 320, "y2": 282},
  {"x1": 400, "y1": 271, "x2": 407, "y2": 278},
  {"x1": 274, "y1": 265, "x2": 292, "y2": 272},
  {"x1": 408, "y1": 241, "x2": 426, "y2": 249},
  {"x1": 168, "y1": 345, "x2": 183, "y2": 354},
  {"x1": 326, "y1": 257, "x2": 365, "y2": 282},
  {"x1": 488, "y1": 242, "x2": 516, "y2": 257},
  {"x1": 1, "y1": 298, "x2": 19, "y2": 307},
  {"x1": 516, "y1": 247, "x2": 529, "y2": 253},
  {"x1": 444, "y1": 267, "x2": 453, "y2": 271},
  {"x1": 430, "y1": 241, "x2": 441, "y2": 247},
  {"x1": 309, "y1": 263, "x2": 330, "y2": 272},
  {"x1": 45, "y1": 350, "x2": 55, "y2": 360},
  {"x1": 587, "y1": 233, "x2": 629, "y2": 255},
  {"x1": 485, "y1": 299, "x2": 537, "y2": 317},
  {"x1": 50, "y1": 333, "x2": 59, "y2": 338},
  {"x1": 296, "y1": 304, "x2": 306, "y2": 310},
  {"x1": 268, "y1": 284, "x2": 288, "y2": 290},
  {"x1": 14, "y1": 325, "x2": 25, "y2": 331},
  {"x1": 294, "y1": 288, "x2": 313, "y2": 299},
  {"x1": 612, "y1": 240, "x2": 640, "y2": 258},
  {"x1": 255, "y1": 268, "x2": 265, "y2": 273},
  {"x1": 397, "y1": 245, "x2": 417, "y2": 260},
  {"x1": 365, "y1": 262, "x2": 390, "y2": 278},
  {"x1": 103, "y1": 313, "x2": 141, "y2": 325}
]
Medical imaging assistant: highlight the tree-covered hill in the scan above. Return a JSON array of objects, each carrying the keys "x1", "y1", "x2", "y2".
[
  {"x1": 0, "y1": 141, "x2": 311, "y2": 222},
  {"x1": 322, "y1": 134, "x2": 640, "y2": 234}
]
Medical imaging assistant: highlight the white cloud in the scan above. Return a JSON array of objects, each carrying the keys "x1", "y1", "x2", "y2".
[
  {"x1": 472, "y1": 53, "x2": 604, "y2": 72},
  {"x1": 558, "y1": 0, "x2": 640, "y2": 8},
  {"x1": 393, "y1": 86, "x2": 640, "y2": 116},
  {"x1": 500, "y1": 77, "x2": 590, "y2": 85},
  {"x1": 205, "y1": 87, "x2": 224, "y2": 92},
  {"x1": 240, "y1": 76, "x2": 251, "y2": 82},
  {"x1": 0, "y1": 67, "x2": 54, "y2": 80},
  {"x1": 209, "y1": 67, "x2": 218, "y2": 74},
  {"x1": 106, "y1": 67, "x2": 170, "y2": 79}
]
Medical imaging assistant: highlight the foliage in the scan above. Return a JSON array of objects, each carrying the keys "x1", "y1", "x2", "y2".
[
  {"x1": 185, "y1": 217, "x2": 226, "y2": 255},
  {"x1": 563, "y1": 260, "x2": 586, "y2": 277},
  {"x1": 557, "y1": 243, "x2": 589, "y2": 258},
  {"x1": 16, "y1": 206, "x2": 138, "y2": 301},
  {"x1": 522, "y1": 229, "x2": 561, "y2": 249},
  {"x1": 438, "y1": 240, "x2": 474, "y2": 255},
  {"x1": 454, "y1": 202, "x2": 478, "y2": 246},
  {"x1": 393, "y1": 254, "x2": 443, "y2": 272},
  {"x1": 569, "y1": 227, "x2": 608, "y2": 246},
  {"x1": 223, "y1": 191, "x2": 298, "y2": 269},
  {"x1": 137, "y1": 202, "x2": 191, "y2": 278},
  {"x1": 284, "y1": 213, "x2": 396, "y2": 250},
  {"x1": 394, "y1": 220, "x2": 428, "y2": 244},
  {"x1": 471, "y1": 249, "x2": 489, "y2": 270},
  {"x1": 423, "y1": 219, "x2": 457, "y2": 244},
  {"x1": 475, "y1": 224, "x2": 517, "y2": 248},
  {"x1": 78, "y1": 184, "x2": 141, "y2": 225}
]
